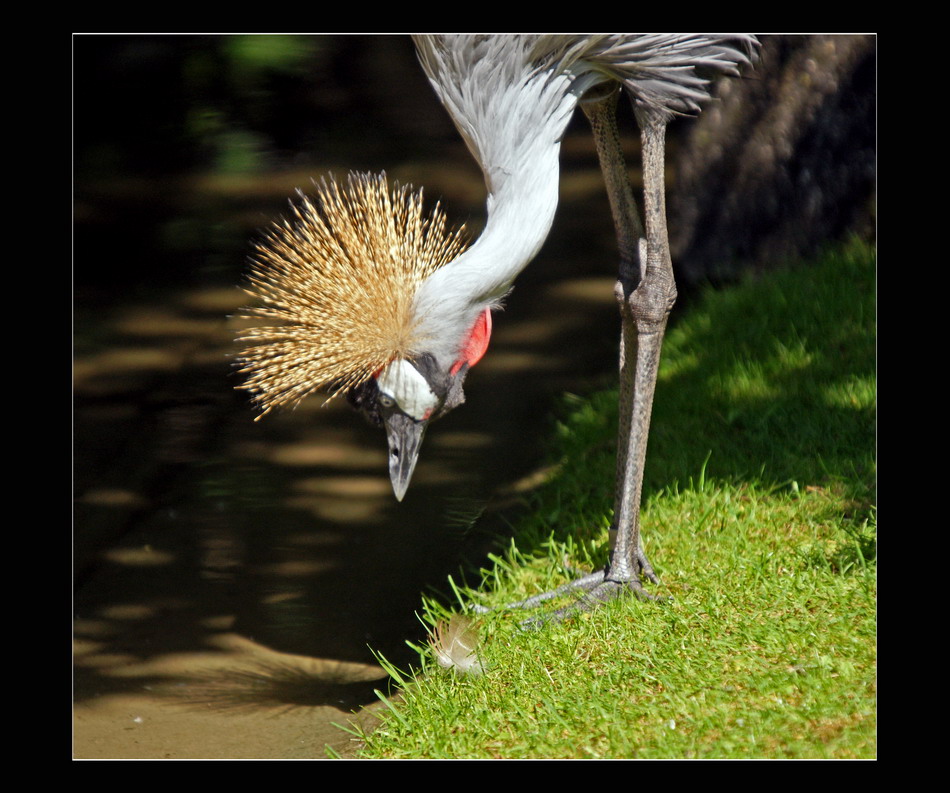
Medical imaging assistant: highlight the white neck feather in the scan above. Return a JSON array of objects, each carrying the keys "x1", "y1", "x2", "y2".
[
  {"x1": 411, "y1": 64, "x2": 594, "y2": 367},
  {"x1": 411, "y1": 151, "x2": 561, "y2": 365}
]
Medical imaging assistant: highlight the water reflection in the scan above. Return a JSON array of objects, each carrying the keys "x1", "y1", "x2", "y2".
[{"x1": 73, "y1": 35, "x2": 623, "y2": 758}]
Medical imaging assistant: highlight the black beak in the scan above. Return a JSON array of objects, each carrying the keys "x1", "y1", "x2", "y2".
[{"x1": 383, "y1": 411, "x2": 428, "y2": 501}]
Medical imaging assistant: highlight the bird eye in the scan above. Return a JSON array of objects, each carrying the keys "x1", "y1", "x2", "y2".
[{"x1": 378, "y1": 394, "x2": 395, "y2": 408}]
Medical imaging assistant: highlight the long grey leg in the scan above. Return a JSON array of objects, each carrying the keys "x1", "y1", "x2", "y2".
[
  {"x1": 584, "y1": 92, "x2": 672, "y2": 596},
  {"x1": 472, "y1": 94, "x2": 674, "y2": 621}
]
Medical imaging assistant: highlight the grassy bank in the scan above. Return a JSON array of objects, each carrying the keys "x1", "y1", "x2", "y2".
[{"x1": 347, "y1": 239, "x2": 876, "y2": 759}]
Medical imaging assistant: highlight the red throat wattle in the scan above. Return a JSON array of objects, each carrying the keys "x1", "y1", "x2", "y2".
[{"x1": 451, "y1": 308, "x2": 492, "y2": 375}]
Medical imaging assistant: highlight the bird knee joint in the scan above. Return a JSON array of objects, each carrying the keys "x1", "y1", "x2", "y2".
[{"x1": 629, "y1": 278, "x2": 676, "y2": 329}]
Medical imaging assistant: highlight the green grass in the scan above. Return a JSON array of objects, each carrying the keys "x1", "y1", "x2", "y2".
[{"x1": 346, "y1": 239, "x2": 876, "y2": 759}]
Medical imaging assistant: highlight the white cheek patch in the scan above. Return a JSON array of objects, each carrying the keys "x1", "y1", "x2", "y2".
[{"x1": 376, "y1": 359, "x2": 439, "y2": 420}]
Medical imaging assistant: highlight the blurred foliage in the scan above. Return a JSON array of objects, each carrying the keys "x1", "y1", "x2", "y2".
[
  {"x1": 73, "y1": 34, "x2": 440, "y2": 183},
  {"x1": 73, "y1": 35, "x2": 429, "y2": 294},
  {"x1": 74, "y1": 35, "x2": 331, "y2": 177}
]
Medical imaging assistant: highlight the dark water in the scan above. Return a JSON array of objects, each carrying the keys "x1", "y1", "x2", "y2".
[{"x1": 73, "y1": 36, "x2": 631, "y2": 758}]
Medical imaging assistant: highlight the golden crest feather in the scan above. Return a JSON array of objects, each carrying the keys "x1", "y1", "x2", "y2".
[{"x1": 236, "y1": 172, "x2": 469, "y2": 417}]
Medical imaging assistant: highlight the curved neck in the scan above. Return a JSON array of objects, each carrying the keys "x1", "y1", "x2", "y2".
[
  {"x1": 411, "y1": 151, "x2": 562, "y2": 365},
  {"x1": 408, "y1": 49, "x2": 605, "y2": 367}
]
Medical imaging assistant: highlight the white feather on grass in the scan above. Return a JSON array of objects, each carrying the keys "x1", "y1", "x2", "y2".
[{"x1": 429, "y1": 615, "x2": 484, "y2": 676}]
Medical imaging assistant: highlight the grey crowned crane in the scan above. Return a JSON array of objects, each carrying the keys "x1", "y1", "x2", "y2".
[{"x1": 238, "y1": 34, "x2": 758, "y2": 617}]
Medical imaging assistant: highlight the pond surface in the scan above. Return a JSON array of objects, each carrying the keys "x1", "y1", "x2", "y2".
[{"x1": 73, "y1": 36, "x2": 643, "y2": 758}]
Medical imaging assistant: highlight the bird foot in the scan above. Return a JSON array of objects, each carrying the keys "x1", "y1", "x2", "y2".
[
  {"x1": 519, "y1": 577, "x2": 664, "y2": 629},
  {"x1": 471, "y1": 547, "x2": 668, "y2": 628}
]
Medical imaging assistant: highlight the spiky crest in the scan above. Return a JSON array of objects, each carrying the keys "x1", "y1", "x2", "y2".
[{"x1": 237, "y1": 172, "x2": 469, "y2": 417}]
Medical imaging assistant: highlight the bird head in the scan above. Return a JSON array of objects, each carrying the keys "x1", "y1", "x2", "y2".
[
  {"x1": 345, "y1": 308, "x2": 491, "y2": 499},
  {"x1": 236, "y1": 172, "x2": 485, "y2": 501}
]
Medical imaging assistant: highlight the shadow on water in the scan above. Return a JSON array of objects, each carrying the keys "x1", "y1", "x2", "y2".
[{"x1": 73, "y1": 35, "x2": 638, "y2": 758}]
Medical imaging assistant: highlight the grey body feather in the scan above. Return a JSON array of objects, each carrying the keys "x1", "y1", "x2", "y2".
[{"x1": 410, "y1": 35, "x2": 757, "y2": 368}]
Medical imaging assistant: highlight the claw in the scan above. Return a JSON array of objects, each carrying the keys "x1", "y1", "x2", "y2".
[{"x1": 476, "y1": 546, "x2": 667, "y2": 628}]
